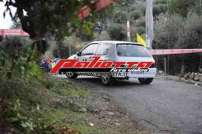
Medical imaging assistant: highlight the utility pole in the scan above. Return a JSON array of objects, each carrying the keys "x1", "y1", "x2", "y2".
[
  {"x1": 146, "y1": 0, "x2": 154, "y2": 49},
  {"x1": 127, "y1": 19, "x2": 131, "y2": 41},
  {"x1": 126, "y1": 1, "x2": 131, "y2": 41}
]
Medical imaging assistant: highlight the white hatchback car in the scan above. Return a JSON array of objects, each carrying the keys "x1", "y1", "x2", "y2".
[{"x1": 65, "y1": 41, "x2": 157, "y2": 85}]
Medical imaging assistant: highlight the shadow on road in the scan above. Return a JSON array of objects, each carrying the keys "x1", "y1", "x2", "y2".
[{"x1": 68, "y1": 76, "x2": 147, "y2": 89}]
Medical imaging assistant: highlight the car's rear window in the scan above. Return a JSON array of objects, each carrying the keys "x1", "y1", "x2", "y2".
[{"x1": 116, "y1": 43, "x2": 151, "y2": 57}]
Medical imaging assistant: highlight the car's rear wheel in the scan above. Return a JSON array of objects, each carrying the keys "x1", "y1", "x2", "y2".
[
  {"x1": 101, "y1": 75, "x2": 112, "y2": 85},
  {"x1": 65, "y1": 72, "x2": 78, "y2": 79},
  {"x1": 138, "y1": 78, "x2": 153, "y2": 84}
]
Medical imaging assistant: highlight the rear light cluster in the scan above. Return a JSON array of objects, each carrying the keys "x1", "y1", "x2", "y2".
[{"x1": 150, "y1": 63, "x2": 156, "y2": 68}]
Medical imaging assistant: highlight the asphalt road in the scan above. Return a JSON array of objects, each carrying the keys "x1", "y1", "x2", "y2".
[{"x1": 70, "y1": 76, "x2": 202, "y2": 134}]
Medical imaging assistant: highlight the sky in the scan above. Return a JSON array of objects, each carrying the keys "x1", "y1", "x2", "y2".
[{"x1": 0, "y1": 3, "x2": 15, "y2": 29}]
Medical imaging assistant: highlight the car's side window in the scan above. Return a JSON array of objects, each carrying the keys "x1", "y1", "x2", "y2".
[
  {"x1": 81, "y1": 44, "x2": 98, "y2": 56},
  {"x1": 96, "y1": 43, "x2": 112, "y2": 55}
]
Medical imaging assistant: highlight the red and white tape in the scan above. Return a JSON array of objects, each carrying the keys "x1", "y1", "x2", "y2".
[
  {"x1": 149, "y1": 49, "x2": 202, "y2": 55},
  {"x1": 0, "y1": 29, "x2": 29, "y2": 36}
]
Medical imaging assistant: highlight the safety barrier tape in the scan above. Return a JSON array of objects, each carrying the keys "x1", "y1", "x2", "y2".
[
  {"x1": 0, "y1": 29, "x2": 29, "y2": 36},
  {"x1": 150, "y1": 49, "x2": 202, "y2": 55}
]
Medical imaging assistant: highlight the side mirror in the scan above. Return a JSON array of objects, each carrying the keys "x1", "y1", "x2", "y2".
[{"x1": 77, "y1": 52, "x2": 81, "y2": 56}]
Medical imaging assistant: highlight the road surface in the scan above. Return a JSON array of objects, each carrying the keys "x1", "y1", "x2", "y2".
[{"x1": 69, "y1": 76, "x2": 202, "y2": 134}]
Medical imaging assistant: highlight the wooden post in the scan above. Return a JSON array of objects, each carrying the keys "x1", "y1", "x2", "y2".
[{"x1": 164, "y1": 56, "x2": 167, "y2": 75}]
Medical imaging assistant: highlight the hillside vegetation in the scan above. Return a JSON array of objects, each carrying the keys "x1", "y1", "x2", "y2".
[{"x1": 100, "y1": 0, "x2": 202, "y2": 74}]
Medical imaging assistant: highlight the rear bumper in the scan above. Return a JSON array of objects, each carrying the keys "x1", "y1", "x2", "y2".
[
  {"x1": 58, "y1": 68, "x2": 157, "y2": 78},
  {"x1": 112, "y1": 68, "x2": 157, "y2": 78},
  {"x1": 128, "y1": 68, "x2": 157, "y2": 78}
]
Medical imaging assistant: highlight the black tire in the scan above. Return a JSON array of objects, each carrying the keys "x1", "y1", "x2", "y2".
[
  {"x1": 65, "y1": 72, "x2": 78, "y2": 79},
  {"x1": 138, "y1": 78, "x2": 153, "y2": 85},
  {"x1": 101, "y1": 75, "x2": 112, "y2": 85}
]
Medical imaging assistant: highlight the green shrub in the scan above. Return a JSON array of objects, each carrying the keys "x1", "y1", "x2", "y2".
[{"x1": 108, "y1": 24, "x2": 126, "y2": 41}]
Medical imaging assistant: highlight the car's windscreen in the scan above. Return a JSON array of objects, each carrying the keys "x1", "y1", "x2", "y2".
[{"x1": 116, "y1": 43, "x2": 151, "y2": 57}]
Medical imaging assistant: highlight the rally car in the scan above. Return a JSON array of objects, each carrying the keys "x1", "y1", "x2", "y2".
[{"x1": 62, "y1": 41, "x2": 157, "y2": 85}]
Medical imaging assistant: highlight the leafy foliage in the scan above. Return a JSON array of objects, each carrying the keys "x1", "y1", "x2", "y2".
[
  {"x1": 108, "y1": 24, "x2": 126, "y2": 41},
  {"x1": 0, "y1": 37, "x2": 44, "y2": 79},
  {"x1": 1, "y1": 0, "x2": 91, "y2": 39},
  {"x1": 168, "y1": 0, "x2": 198, "y2": 17}
]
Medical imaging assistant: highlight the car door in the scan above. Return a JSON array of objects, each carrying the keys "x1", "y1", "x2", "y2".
[
  {"x1": 79, "y1": 43, "x2": 98, "y2": 62},
  {"x1": 96, "y1": 43, "x2": 114, "y2": 60}
]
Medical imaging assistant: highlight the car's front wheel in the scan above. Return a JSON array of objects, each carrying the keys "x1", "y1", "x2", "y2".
[
  {"x1": 138, "y1": 78, "x2": 153, "y2": 85},
  {"x1": 65, "y1": 72, "x2": 78, "y2": 79}
]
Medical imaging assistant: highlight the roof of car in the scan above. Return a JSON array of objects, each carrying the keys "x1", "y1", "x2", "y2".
[{"x1": 90, "y1": 40, "x2": 143, "y2": 46}]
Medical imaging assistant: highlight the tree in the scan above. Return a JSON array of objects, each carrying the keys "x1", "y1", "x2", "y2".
[
  {"x1": 154, "y1": 14, "x2": 184, "y2": 49},
  {"x1": 154, "y1": 12, "x2": 202, "y2": 74},
  {"x1": 108, "y1": 24, "x2": 126, "y2": 40},
  {"x1": 169, "y1": 0, "x2": 195, "y2": 17},
  {"x1": 1, "y1": 0, "x2": 91, "y2": 39}
]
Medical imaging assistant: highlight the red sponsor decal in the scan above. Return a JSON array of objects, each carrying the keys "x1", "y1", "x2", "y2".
[{"x1": 51, "y1": 56, "x2": 153, "y2": 74}]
